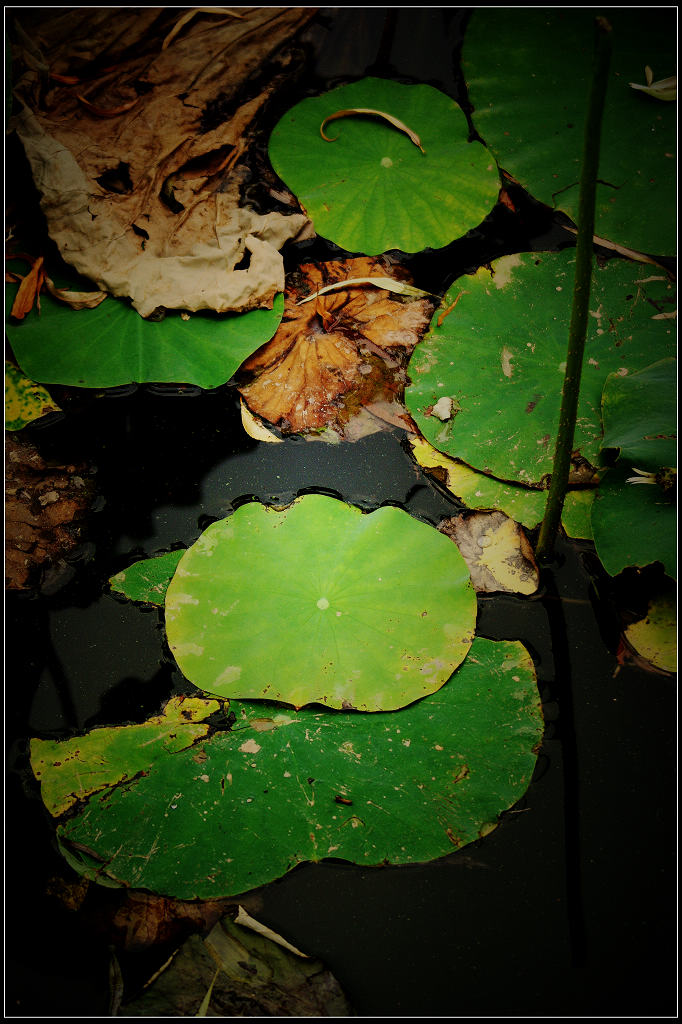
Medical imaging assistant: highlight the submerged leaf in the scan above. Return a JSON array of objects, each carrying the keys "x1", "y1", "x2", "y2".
[
  {"x1": 40, "y1": 638, "x2": 543, "y2": 900},
  {"x1": 165, "y1": 493, "x2": 476, "y2": 711}
]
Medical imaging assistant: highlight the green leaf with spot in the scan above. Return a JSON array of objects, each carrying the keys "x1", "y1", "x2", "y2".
[
  {"x1": 35, "y1": 637, "x2": 543, "y2": 900},
  {"x1": 268, "y1": 77, "x2": 500, "y2": 255},
  {"x1": 109, "y1": 550, "x2": 185, "y2": 605},
  {"x1": 404, "y1": 251, "x2": 676, "y2": 486},
  {"x1": 463, "y1": 7, "x2": 677, "y2": 256},
  {"x1": 5, "y1": 270, "x2": 284, "y2": 389},
  {"x1": 165, "y1": 493, "x2": 477, "y2": 712},
  {"x1": 5, "y1": 360, "x2": 61, "y2": 430},
  {"x1": 30, "y1": 695, "x2": 220, "y2": 817}
]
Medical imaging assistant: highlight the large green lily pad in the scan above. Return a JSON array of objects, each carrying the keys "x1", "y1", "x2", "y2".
[
  {"x1": 404, "y1": 251, "x2": 676, "y2": 486},
  {"x1": 5, "y1": 273, "x2": 284, "y2": 389},
  {"x1": 463, "y1": 8, "x2": 677, "y2": 256},
  {"x1": 33, "y1": 637, "x2": 543, "y2": 900},
  {"x1": 165, "y1": 494, "x2": 477, "y2": 712},
  {"x1": 268, "y1": 77, "x2": 500, "y2": 255}
]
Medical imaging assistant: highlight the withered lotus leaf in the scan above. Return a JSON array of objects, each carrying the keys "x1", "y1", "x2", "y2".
[{"x1": 237, "y1": 258, "x2": 434, "y2": 437}]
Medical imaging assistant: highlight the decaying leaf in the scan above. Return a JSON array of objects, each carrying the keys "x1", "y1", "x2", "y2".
[
  {"x1": 296, "y1": 276, "x2": 433, "y2": 305},
  {"x1": 161, "y1": 7, "x2": 244, "y2": 50},
  {"x1": 624, "y1": 587, "x2": 676, "y2": 674},
  {"x1": 5, "y1": 360, "x2": 61, "y2": 430},
  {"x1": 320, "y1": 107, "x2": 426, "y2": 152},
  {"x1": 8, "y1": 7, "x2": 316, "y2": 316},
  {"x1": 43, "y1": 275, "x2": 108, "y2": 309},
  {"x1": 5, "y1": 434, "x2": 95, "y2": 590},
  {"x1": 119, "y1": 909, "x2": 353, "y2": 1017},
  {"x1": 629, "y1": 71, "x2": 676, "y2": 100},
  {"x1": 439, "y1": 511, "x2": 539, "y2": 595},
  {"x1": 240, "y1": 398, "x2": 284, "y2": 443},
  {"x1": 238, "y1": 258, "x2": 434, "y2": 437}
]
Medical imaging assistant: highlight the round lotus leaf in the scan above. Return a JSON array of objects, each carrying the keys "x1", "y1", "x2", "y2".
[
  {"x1": 5, "y1": 274, "x2": 284, "y2": 389},
  {"x1": 268, "y1": 77, "x2": 500, "y2": 255},
  {"x1": 45, "y1": 638, "x2": 543, "y2": 900},
  {"x1": 463, "y1": 8, "x2": 677, "y2": 256},
  {"x1": 165, "y1": 494, "x2": 477, "y2": 711},
  {"x1": 404, "y1": 251, "x2": 676, "y2": 486}
]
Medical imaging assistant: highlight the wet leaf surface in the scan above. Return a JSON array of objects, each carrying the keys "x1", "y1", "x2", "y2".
[
  {"x1": 624, "y1": 584, "x2": 676, "y2": 675},
  {"x1": 238, "y1": 257, "x2": 434, "y2": 437},
  {"x1": 600, "y1": 357, "x2": 676, "y2": 472},
  {"x1": 33, "y1": 637, "x2": 543, "y2": 900},
  {"x1": 165, "y1": 493, "x2": 476, "y2": 711},
  {"x1": 591, "y1": 465, "x2": 676, "y2": 578}
]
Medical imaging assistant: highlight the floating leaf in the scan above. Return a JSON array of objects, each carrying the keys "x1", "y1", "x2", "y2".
[
  {"x1": 109, "y1": 550, "x2": 185, "y2": 605},
  {"x1": 438, "y1": 512, "x2": 539, "y2": 595},
  {"x1": 591, "y1": 465, "x2": 676, "y2": 578},
  {"x1": 5, "y1": 361, "x2": 61, "y2": 430},
  {"x1": 269, "y1": 77, "x2": 500, "y2": 254},
  {"x1": 600, "y1": 357, "x2": 676, "y2": 472},
  {"x1": 6, "y1": 270, "x2": 284, "y2": 389},
  {"x1": 238, "y1": 258, "x2": 433, "y2": 437},
  {"x1": 36, "y1": 638, "x2": 543, "y2": 899},
  {"x1": 463, "y1": 8, "x2": 677, "y2": 255},
  {"x1": 624, "y1": 586, "x2": 677, "y2": 674},
  {"x1": 165, "y1": 493, "x2": 477, "y2": 711},
  {"x1": 404, "y1": 251, "x2": 676, "y2": 486}
]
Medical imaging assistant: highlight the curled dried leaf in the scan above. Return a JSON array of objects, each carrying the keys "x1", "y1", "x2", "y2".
[
  {"x1": 43, "y1": 276, "x2": 108, "y2": 310},
  {"x1": 320, "y1": 108, "x2": 426, "y2": 153},
  {"x1": 10, "y1": 256, "x2": 45, "y2": 320},
  {"x1": 297, "y1": 277, "x2": 432, "y2": 305}
]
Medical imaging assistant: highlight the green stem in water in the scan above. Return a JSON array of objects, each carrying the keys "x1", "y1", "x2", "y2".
[{"x1": 536, "y1": 16, "x2": 613, "y2": 563}]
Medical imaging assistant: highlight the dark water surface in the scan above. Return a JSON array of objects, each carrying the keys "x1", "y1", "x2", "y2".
[{"x1": 5, "y1": 8, "x2": 676, "y2": 1017}]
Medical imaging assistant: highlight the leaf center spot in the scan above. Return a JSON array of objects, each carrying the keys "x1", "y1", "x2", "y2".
[
  {"x1": 381, "y1": 156, "x2": 393, "y2": 168},
  {"x1": 317, "y1": 597, "x2": 330, "y2": 610}
]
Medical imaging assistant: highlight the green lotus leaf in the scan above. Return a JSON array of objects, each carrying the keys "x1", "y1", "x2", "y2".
[
  {"x1": 38, "y1": 637, "x2": 543, "y2": 900},
  {"x1": 5, "y1": 360, "x2": 61, "y2": 430},
  {"x1": 463, "y1": 8, "x2": 677, "y2": 256},
  {"x1": 591, "y1": 465, "x2": 676, "y2": 578},
  {"x1": 600, "y1": 357, "x2": 677, "y2": 472},
  {"x1": 268, "y1": 77, "x2": 500, "y2": 255},
  {"x1": 404, "y1": 251, "x2": 676, "y2": 486},
  {"x1": 5, "y1": 272, "x2": 284, "y2": 389},
  {"x1": 109, "y1": 550, "x2": 185, "y2": 606},
  {"x1": 165, "y1": 494, "x2": 477, "y2": 712}
]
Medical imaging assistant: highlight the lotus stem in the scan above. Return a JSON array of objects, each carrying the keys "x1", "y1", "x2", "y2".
[{"x1": 535, "y1": 16, "x2": 613, "y2": 563}]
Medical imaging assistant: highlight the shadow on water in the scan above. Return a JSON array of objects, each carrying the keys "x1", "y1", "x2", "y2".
[{"x1": 4, "y1": 7, "x2": 676, "y2": 1018}]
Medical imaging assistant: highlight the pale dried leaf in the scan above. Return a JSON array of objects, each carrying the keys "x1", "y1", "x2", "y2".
[
  {"x1": 320, "y1": 108, "x2": 426, "y2": 152},
  {"x1": 297, "y1": 277, "x2": 433, "y2": 305},
  {"x1": 43, "y1": 275, "x2": 108, "y2": 309},
  {"x1": 162, "y1": 7, "x2": 244, "y2": 50}
]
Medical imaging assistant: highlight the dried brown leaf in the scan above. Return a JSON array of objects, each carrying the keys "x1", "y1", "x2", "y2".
[{"x1": 10, "y1": 256, "x2": 44, "y2": 320}]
